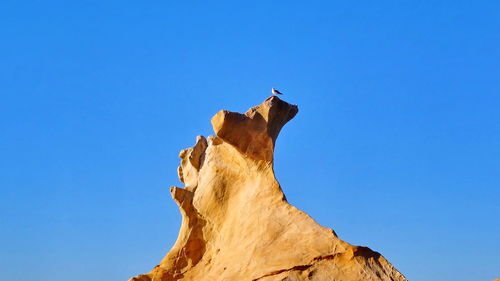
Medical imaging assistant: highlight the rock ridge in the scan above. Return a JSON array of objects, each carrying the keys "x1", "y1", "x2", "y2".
[{"x1": 129, "y1": 96, "x2": 407, "y2": 281}]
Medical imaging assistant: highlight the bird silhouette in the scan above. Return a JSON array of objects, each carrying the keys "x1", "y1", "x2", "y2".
[{"x1": 272, "y1": 88, "x2": 284, "y2": 95}]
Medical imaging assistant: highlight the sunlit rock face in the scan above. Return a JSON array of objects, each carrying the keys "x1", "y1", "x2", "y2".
[{"x1": 129, "y1": 96, "x2": 407, "y2": 281}]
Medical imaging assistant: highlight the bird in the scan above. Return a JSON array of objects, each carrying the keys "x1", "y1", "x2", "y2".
[{"x1": 271, "y1": 88, "x2": 284, "y2": 95}]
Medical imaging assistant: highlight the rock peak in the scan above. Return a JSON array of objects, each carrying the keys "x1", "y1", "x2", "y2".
[
  {"x1": 211, "y1": 96, "x2": 298, "y2": 162},
  {"x1": 130, "y1": 97, "x2": 407, "y2": 281}
]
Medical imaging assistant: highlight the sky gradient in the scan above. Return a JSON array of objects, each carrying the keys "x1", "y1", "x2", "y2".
[{"x1": 1, "y1": 1, "x2": 499, "y2": 281}]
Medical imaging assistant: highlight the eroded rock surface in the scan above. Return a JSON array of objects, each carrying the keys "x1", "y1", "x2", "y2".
[{"x1": 129, "y1": 96, "x2": 407, "y2": 281}]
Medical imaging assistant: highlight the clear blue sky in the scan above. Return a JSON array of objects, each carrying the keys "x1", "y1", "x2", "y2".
[{"x1": 1, "y1": 1, "x2": 499, "y2": 280}]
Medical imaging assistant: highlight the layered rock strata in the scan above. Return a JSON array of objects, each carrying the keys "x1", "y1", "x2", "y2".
[{"x1": 130, "y1": 96, "x2": 407, "y2": 281}]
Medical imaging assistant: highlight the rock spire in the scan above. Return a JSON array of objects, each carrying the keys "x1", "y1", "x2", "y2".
[{"x1": 130, "y1": 96, "x2": 407, "y2": 281}]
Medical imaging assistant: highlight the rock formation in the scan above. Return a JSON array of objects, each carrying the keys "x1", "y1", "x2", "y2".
[{"x1": 130, "y1": 96, "x2": 407, "y2": 281}]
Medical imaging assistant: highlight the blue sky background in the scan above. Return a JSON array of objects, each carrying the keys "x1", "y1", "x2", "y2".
[{"x1": 1, "y1": 1, "x2": 499, "y2": 280}]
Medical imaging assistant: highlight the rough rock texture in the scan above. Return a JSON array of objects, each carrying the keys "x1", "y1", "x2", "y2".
[{"x1": 130, "y1": 96, "x2": 407, "y2": 281}]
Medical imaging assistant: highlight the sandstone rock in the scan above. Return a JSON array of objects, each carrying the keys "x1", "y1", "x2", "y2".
[{"x1": 129, "y1": 96, "x2": 407, "y2": 281}]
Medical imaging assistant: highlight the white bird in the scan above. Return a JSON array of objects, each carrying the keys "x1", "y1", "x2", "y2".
[{"x1": 272, "y1": 88, "x2": 284, "y2": 95}]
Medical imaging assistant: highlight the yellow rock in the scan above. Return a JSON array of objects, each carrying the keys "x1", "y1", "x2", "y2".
[{"x1": 129, "y1": 96, "x2": 407, "y2": 281}]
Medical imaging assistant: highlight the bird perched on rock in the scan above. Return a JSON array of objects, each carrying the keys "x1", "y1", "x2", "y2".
[{"x1": 272, "y1": 88, "x2": 284, "y2": 95}]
